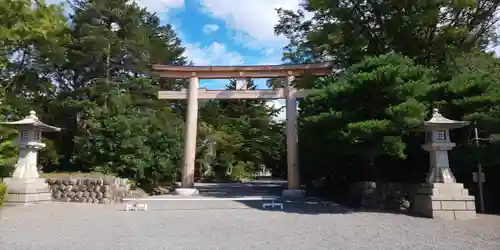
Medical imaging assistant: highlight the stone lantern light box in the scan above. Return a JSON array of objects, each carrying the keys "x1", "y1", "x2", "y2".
[
  {"x1": 2, "y1": 110, "x2": 61, "y2": 206},
  {"x1": 412, "y1": 108, "x2": 477, "y2": 220},
  {"x1": 422, "y1": 108, "x2": 469, "y2": 184}
]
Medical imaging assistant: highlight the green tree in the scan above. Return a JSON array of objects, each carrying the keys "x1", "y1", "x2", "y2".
[
  {"x1": 275, "y1": 0, "x2": 499, "y2": 69},
  {"x1": 73, "y1": 79, "x2": 183, "y2": 191},
  {"x1": 299, "y1": 53, "x2": 433, "y2": 183},
  {"x1": 198, "y1": 79, "x2": 286, "y2": 180},
  {"x1": 0, "y1": 0, "x2": 68, "y2": 103},
  {"x1": 437, "y1": 53, "x2": 500, "y2": 168},
  {"x1": 0, "y1": 0, "x2": 68, "y2": 177},
  {"x1": 49, "y1": 0, "x2": 187, "y2": 171},
  {"x1": 0, "y1": 124, "x2": 17, "y2": 178}
]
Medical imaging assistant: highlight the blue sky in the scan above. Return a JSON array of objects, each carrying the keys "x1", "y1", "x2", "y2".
[
  {"x1": 47, "y1": 0, "x2": 306, "y2": 89},
  {"x1": 144, "y1": 0, "x2": 306, "y2": 90}
]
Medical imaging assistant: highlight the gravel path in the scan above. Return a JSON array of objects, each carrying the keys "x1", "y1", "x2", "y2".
[{"x1": 1, "y1": 183, "x2": 499, "y2": 250}]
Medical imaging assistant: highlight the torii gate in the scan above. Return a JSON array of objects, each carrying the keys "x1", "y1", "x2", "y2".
[{"x1": 153, "y1": 63, "x2": 332, "y2": 197}]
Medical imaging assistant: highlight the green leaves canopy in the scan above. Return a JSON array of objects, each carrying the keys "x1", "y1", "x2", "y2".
[{"x1": 300, "y1": 53, "x2": 432, "y2": 181}]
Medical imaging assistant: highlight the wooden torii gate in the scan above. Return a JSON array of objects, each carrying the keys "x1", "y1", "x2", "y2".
[{"x1": 153, "y1": 63, "x2": 332, "y2": 197}]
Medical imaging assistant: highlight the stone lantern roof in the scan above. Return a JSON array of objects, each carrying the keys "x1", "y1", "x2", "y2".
[
  {"x1": 1, "y1": 110, "x2": 61, "y2": 132},
  {"x1": 424, "y1": 108, "x2": 469, "y2": 130}
]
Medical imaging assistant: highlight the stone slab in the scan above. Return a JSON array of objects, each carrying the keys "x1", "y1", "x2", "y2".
[
  {"x1": 454, "y1": 210, "x2": 476, "y2": 220},
  {"x1": 5, "y1": 192, "x2": 51, "y2": 204},
  {"x1": 430, "y1": 195, "x2": 475, "y2": 201},
  {"x1": 3, "y1": 178, "x2": 50, "y2": 194},
  {"x1": 466, "y1": 201, "x2": 476, "y2": 210},
  {"x1": 174, "y1": 188, "x2": 199, "y2": 196},
  {"x1": 412, "y1": 182, "x2": 477, "y2": 220},
  {"x1": 441, "y1": 200, "x2": 466, "y2": 210},
  {"x1": 432, "y1": 210, "x2": 476, "y2": 220},
  {"x1": 3, "y1": 178, "x2": 52, "y2": 206},
  {"x1": 418, "y1": 184, "x2": 469, "y2": 197}
]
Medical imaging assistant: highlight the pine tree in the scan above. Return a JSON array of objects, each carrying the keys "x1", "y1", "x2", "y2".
[
  {"x1": 300, "y1": 53, "x2": 432, "y2": 182},
  {"x1": 47, "y1": 0, "x2": 188, "y2": 184}
]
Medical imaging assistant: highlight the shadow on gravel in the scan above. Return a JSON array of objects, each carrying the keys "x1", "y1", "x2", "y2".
[
  {"x1": 195, "y1": 181, "x2": 284, "y2": 198},
  {"x1": 192, "y1": 181, "x2": 354, "y2": 215},
  {"x1": 235, "y1": 199, "x2": 353, "y2": 215},
  {"x1": 122, "y1": 181, "x2": 353, "y2": 215}
]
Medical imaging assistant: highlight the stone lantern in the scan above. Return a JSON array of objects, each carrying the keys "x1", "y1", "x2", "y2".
[
  {"x1": 2, "y1": 110, "x2": 61, "y2": 206},
  {"x1": 412, "y1": 108, "x2": 476, "y2": 220}
]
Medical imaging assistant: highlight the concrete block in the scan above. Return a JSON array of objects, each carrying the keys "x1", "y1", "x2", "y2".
[
  {"x1": 466, "y1": 201, "x2": 476, "y2": 211},
  {"x1": 461, "y1": 189, "x2": 469, "y2": 196},
  {"x1": 173, "y1": 188, "x2": 199, "y2": 196},
  {"x1": 431, "y1": 183, "x2": 463, "y2": 190},
  {"x1": 454, "y1": 210, "x2": 476, "y2": 220},
  {"x1": 431, "y1": 195, "x2": 450, "y2": 201},
  {"x1": 413, "y1": 182, "x2": 476, "y2": 220},
  {"x1": 453, "y1": 196, "x2": 474, "y2": 201},
  {"x1": 433, "y1": 210, "x2": 456, "y2": 220},
  {"x1": 441, "y1": 200, "x2": 466, "y2": 210},
  {"x1": 3, "y1": 178, "x2": 53, "y2": 206}
]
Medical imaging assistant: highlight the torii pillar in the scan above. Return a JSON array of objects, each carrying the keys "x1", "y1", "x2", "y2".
[
  {"x1": 175, "y1": 75, "x2": 200, "y2": 196},
  {"x1": 282, "y1": 74, "x2": 303, "y2": 197}
]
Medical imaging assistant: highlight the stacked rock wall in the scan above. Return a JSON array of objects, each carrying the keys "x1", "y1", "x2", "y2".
[
  {"x1": 46, "y1": 176, "x2": 130, "y2": 204},
  {"x1": 348, "y1": 181, "x2": 419, "y2": 212}
]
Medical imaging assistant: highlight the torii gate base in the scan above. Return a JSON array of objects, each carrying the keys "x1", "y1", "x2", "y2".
[{"x1": 154, "y1": 63, "x2": 332, "y2": 197}]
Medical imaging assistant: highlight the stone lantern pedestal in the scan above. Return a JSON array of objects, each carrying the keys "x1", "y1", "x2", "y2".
[
  {"x1": 1, "y1": 111, "x2": 61, "y2": 206},
  {"x1": 412, "y1": 109, "x2": 476, "y2": 220}
]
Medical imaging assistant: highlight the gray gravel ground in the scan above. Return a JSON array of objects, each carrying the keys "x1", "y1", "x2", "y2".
[{"x1": 1, "y1": 183, "x2": 500, "y2": 250}]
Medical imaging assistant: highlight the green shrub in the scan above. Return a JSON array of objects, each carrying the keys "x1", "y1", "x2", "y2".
[
  {"x1": 0, "y1": 165, "x2": 14, "y2": 178},
  {"x1": 229, "y1": 161, "x2": 253, "y2": 181},
  {"x1": 0, "y1": 183, "x2": 7, "y2": 208}
]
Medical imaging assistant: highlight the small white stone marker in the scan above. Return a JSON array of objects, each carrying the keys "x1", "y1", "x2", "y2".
[
  {"x1": 125, "y1": 203, "x2": 148, "y2": 211},
  {"x1": 262, "y1": 200, "x2": 283, "y2": 210}
]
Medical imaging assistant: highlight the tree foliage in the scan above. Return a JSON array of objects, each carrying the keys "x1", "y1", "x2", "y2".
[
  {"x1": 300, "y1": 53, "x2": 432, "y2": 181},
  {"x1": 276, "y1": 0, "x2": 499, "y2": 68},
  {"x1": 73, "y1": 79, "x2": 183, "y2": 188},
  {"x1": 198, "y1": 79, "x2": 286, "y2": 180}
]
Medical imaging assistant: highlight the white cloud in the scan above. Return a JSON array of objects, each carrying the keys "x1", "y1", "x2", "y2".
[
  {"x1": 203, "y1": 24, "x2": 220, "y2": 34},
  {"x1": 184, "y1": 42, "x2": 244, "y2": 66},
  {"x1": 199, "y1": 0, "x2": 309, "y2": 49},
  {"x1": 266, "y1": 100, "x2": 286, "y2": 121},
  {"x1": 265, "y1": 100, "x2": 300, "y2": 122}
]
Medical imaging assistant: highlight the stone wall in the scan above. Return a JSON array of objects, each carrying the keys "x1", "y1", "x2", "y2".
[
  {"x1": 46, "y1": 176, "x2": 131, "y2": 204},
  {"x1": 348, "y1": 181, "x2": 419, "y2": 212}
]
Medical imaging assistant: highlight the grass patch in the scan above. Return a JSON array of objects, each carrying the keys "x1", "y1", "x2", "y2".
[{"x1": 0, "y1": 183, "x2": 6, "y2": 208}]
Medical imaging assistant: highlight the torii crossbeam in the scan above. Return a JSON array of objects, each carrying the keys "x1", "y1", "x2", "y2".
[{"x1": 154, "y1": 63, "x2": 332, "y2": 197}]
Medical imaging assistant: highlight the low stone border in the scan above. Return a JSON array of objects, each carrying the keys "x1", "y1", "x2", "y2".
[
  {"x1": 348, "y1": 181, "x2": 419, "y2": 212},
  {"x1": 46, "y1": 176, "x2": 131, "y2": 204}
]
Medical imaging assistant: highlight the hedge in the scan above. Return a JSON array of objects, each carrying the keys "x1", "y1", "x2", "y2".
[{"x1": 0, "y1": 183, "x2": 6, "y2": 208}]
